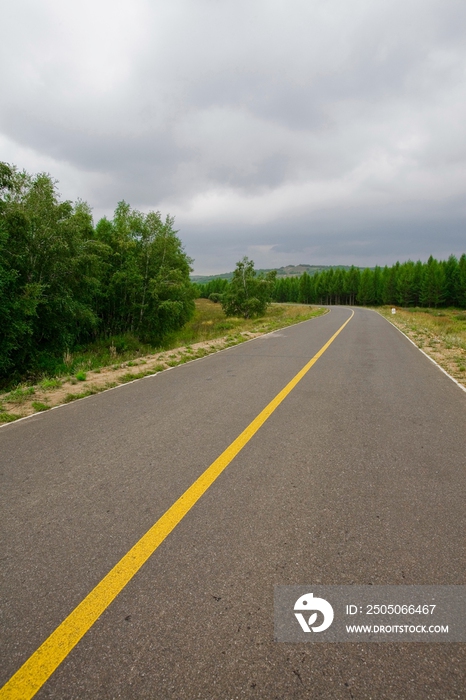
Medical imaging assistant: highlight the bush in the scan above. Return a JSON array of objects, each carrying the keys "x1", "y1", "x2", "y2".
[{"x1": 221, "y1": 257, "x2": 276, "y2": 319}]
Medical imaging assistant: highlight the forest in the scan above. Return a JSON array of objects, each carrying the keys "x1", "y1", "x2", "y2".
[
  {"x1": 0, "y1": 163, "x2": 195, "y2": 382},
  {"x1": 197, "y1": 255, "x2": 466, "y2": 308}
]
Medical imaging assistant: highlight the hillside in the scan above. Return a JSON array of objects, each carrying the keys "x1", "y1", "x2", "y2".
[{"x1": 191, "y1": 264, "x2": 361, "y2": 284}]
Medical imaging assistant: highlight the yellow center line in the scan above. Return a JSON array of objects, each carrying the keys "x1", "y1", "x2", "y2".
[{"x1": 1, "y1": 309, "x2": 354, "y2": 700}]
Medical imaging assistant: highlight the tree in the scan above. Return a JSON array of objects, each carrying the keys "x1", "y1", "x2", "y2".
[
  {"x1": 357, "y1": 268, "x2": 375, "y2": 305},
  {"x1": 381, "y1": 264, "x2": 398, "y2": 305},
  {"x1": 345, "y1": 266, "x2": 360, "y2": 305},
  {"x1": 94, "y1": 202, "x2": 196, "y2": 342},
  {"x1": 457, "y1": 254, "x2": 466, "y2": 309},
  {"x1": 396, "y1": 261, "x2": 416, "y2": 307},
  {"x1": 0, "y1": 164, "x2": 99, "y2": 378},
  {"x1": 420, "y1": 256, "x2": 446, "y2": 307},
  {"x1": 197, "y1": 278, "x2": 229, "y2": 299},
  {"x1": 222, "y1": 257, "x2": 276, "y2": 318},
  {"x1": 443, "y1": 255, "x2": 459, "y2": 306},
  {"x1": 372, "y1": 266, "x2": 383, "y2": 305},
  {"x1": 332, "y1": 269, "x2": 345, "y2": 305},
  {"x1": 272, "y1": 277, "x2": 288, "y2": 302},
  {"x1": 0, "y1": 162, "x2": 196, "y2": 381},
  {"x1": 298, "y1": 271, "x2": 314, "y2": 303}
]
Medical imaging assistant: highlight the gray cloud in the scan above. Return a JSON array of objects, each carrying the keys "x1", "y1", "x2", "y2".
[{"x1": 1, "y1": 0, "x2": 465, "y2": 273}]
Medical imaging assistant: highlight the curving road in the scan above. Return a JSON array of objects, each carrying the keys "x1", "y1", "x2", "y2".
[{"x1": 1, "y1": 307, "x2": 465, "y2": 699}]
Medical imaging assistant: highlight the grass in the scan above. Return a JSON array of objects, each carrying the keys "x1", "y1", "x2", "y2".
[
  {"x1": 0, "y1": 412, "x2": 20, "y2": 423},
  {"x1": 64, "y1": 388, "x2": 99, "y2": 403},
  {"x1": 0, "y1": 301, "x2": 327, "y2": 424},
  {"x1": 376, "y1": 307, "x2": 466, "y2": 349},
  {"x1": 32, "y1": 401, "x2": 50, "y2": 412},
  {"x1": 3, "y1": 386, "x2": 35, "y2": 404},
  {"x1": 118, "y1": 370, "x2": 156, "y2": 383},
  {"x1": 39, "y1": 377, "x2": 62, "y2": 390},
  {"x1": 161, "y1": 299, "x2": 326, "y2": 349}
]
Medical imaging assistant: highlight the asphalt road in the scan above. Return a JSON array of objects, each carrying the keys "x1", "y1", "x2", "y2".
[{"x1": 1, "y1": 307, "x2": 465, "y2": 699}]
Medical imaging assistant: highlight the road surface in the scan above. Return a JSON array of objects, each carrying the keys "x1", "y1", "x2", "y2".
[{"x1": 1, "y1": 307, "x2": 465, "y2": 699}]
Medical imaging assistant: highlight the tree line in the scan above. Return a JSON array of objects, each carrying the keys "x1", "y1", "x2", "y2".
[
  {"x1": 2, "y1": 161, "x2": 465, "y2": 382},
  {"x1": 197, "y1": 256, "x2": 466, "y2": 309},
  {"x1": 0, "y1": 163, "x2": 195, "y2": 381}
]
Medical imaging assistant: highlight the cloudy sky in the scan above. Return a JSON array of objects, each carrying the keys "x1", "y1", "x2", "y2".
[{"x1": 1, "y1": 0, "x2": 465, "y2": 273}]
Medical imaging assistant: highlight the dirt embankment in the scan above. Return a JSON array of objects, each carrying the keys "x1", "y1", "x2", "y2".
[
  {"x1": 1, "y1": 302, "x2": 328, "y2": 425},
  {"x1": 0, "y1": 333, "x2": 260, "y2": 424}
]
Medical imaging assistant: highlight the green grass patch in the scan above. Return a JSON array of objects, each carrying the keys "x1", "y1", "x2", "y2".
[
  {"x1": 4, "y1": 386, "x2": 35, "y2": 404},
  {"x1": 0, "y1": 412, "x2": 20, "y2": 423},
  {"x1": 40, "y1": 377, "x2": 62, "y2": 390},
  {"x1": 64, "y1": 388, "x2": 98, "y2": 403},
  {"x1": 32, "y1": 401, "x2": 50, "y2": 412},
  {"x1": 75, "y1": 371, "x2": 87, "y2": 381},
  {"x1": 118, "y1": 369, "x2": 157, "y2": 383},
  {"x1": 117, "y1": 371, "x2": 153, "y2": 383}
]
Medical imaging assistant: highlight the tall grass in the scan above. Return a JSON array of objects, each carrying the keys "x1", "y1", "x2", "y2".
[
  {"x1": 162, "y1": 300, "x2": 324, "y2": 348},
  {"x1": 384, "y1": 307, "x2": 466, "y2": 351}
]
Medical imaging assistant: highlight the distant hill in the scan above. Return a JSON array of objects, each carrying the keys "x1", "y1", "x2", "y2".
[{"x1": 191, "y1": 264, "x2": 362, "y2": 284}]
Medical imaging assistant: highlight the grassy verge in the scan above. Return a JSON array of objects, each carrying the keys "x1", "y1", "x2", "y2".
[
  {"x1": 375, "y1": 306, "x2": 466, "y2": 388},
  {"x1": 0, "y1": 301, "x2": 327, "y2": 424}
]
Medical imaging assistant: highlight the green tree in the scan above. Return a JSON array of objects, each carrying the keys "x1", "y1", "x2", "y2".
[
  {"x1": 298, "y1": 271, "x2": 314, "y2": 303},
  {"x1": 332, "y1": 269, "x2": 345, "y2": 305},
  {"x1": 198, "y1": 278, "x2": 229, "y2": 299},
  {"x1": 272, "y1": 277, "x2": 288, "y2": 302},
  {"x1": 372, "y1": 266, "x2": 383, "y2": 305},
  {"x1": 344, "y1": 266, "x2": 360, "y2": 305},
  {"x1": 420, "y1": 256, "x2": 446, "y2": 307},
  {"x1": 456, "y1": 254, "x2": 466, "y2": 308},
  {"x1": 0, "y1": 162, "x2": 196, "y2": 381},
  {"x1": 396, "y1": 261, "x2": 416, "y2": 307},
  {"x1": 0, "y1": 164, "x2": 99, "y2": 377},
  {"x1": 442, "y1": 255, "x2": 459, "y2": 306},
  {"x1": 94, "y1": 203, "x2": 196, "y2": 342},
  {"x1": 357, "y1": 268, "x2": 375, "y2": 305},
  {"x1": 222, "y1": 257, "x2": 276, "y2": 318},
  {"x1": 381, "y1": 264, "x2": 398, "y2": 305}
]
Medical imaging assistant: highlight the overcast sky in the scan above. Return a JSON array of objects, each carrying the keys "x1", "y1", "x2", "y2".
[{"x1": 1, "y1": 0, "x2": 465, "y2": 273}]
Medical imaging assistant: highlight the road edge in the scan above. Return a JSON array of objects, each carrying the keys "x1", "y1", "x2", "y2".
[
  {"x1": 0, "y1": 307, "x2": 330, "y2": 430},
  {"x1": 372, "y1": 309, "x2": 466, "y2": 394}
]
